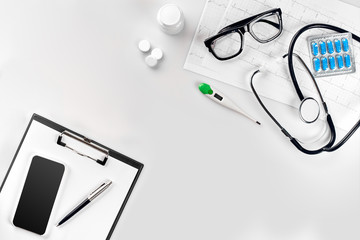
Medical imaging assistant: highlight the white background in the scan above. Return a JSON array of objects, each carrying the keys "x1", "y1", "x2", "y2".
[{"x1": 0, "y1": 0, "x2": 359, "y2": 240}]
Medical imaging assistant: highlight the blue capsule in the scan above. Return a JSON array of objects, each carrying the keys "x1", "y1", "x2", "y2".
[
  {"x1": 313, "y1": 57, "x2": 320, "y2": 72},
  {"x1": 326, "y1": 40, "x2": 334, "y2": 54},
  {"x1": 311, "y1": 42, "x2": 319, "y2": 56},
  {"x1": 328, "y1": 56, "x2": 336, "y2": 70},
  {"x1": 342, "y1": 38, "x2": 349, "y2": 52},
  {"x1": 334, "y1": 39, "x2": 341, "y2": 53},
  {"x1": 321, "y1": 57, "x2": 328, "y2": 71},
  {"x1": 319, "y1": 41, "x2": 326, "y2": 55},
  {"x1": 344, "y1": 54, "x2": 351, "y2": 68},
  {"x1": 336, "y1": 55, "x2": 344, "y2": 69}
]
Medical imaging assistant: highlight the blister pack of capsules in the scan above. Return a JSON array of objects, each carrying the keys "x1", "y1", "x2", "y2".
[{"x1": 307, "y1": 32, "x2": 355, "y2": 77}]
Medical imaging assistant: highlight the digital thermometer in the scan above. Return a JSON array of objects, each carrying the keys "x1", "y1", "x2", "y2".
[{"x1": 198, "y1": 83, "x2": 261, "y2": 125}]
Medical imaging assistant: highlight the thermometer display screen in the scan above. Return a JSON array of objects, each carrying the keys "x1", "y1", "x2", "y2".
[{"x1": 214, "y1": 93, "x2": 223, "y2": 101}]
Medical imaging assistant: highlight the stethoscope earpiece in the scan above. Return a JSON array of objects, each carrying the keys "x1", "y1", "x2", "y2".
[{"x1": 299, "y1": 97, "x2": 320, "y2": 124}]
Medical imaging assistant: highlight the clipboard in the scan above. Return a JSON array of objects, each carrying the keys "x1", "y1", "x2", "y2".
[{"x1": 0, "y1": 114, "x2": 144, "y2": 239}]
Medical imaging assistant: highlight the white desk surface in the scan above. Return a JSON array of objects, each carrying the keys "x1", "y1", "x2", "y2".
[{"x1": 0, "y1": 0, "x2": 359, "y2": 240}]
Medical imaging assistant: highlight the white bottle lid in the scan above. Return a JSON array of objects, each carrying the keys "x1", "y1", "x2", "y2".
[{"x1": 157, "y1": 4, "x2": 184, "y2": 35}]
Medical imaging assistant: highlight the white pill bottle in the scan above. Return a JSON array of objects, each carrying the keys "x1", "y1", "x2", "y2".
[{"x1": 157, "y1": 4, "x2": 185, "y2": 35}]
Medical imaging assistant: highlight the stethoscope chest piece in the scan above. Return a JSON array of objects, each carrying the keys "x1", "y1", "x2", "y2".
[{"x1": 299, "y1": 97, "x2": 320, "y2": 124}]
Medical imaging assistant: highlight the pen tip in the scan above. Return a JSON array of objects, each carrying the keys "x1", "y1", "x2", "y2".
[{"x1": 256, "y1": 121, "x2": 261, "y2": 125}]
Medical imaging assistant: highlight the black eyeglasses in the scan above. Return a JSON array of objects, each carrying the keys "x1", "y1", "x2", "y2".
[{"x1": 204, "y1": 8, "x2": 283, "y2": 61}]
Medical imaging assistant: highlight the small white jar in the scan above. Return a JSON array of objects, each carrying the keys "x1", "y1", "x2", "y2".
[{"x1": 157, "y1": 4, "x2": 185, "y2": 35}]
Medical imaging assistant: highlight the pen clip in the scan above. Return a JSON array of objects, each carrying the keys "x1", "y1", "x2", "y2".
[{"x1": 88, "y1": 181, "x2": 112, "y2": 201}]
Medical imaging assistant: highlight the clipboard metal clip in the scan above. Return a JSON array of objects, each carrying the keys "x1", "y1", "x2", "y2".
[{"x1": 57, "y1": 131, "x2": 109, "y2": 166}]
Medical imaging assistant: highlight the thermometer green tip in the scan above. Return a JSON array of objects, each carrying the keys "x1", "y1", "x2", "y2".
[{"x1": 198, "y1": 83, "x2": 213, "y2": 95}]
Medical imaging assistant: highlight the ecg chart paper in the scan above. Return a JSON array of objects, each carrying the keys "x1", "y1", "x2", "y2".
[{"x1": 185, "y1": 0, "x2": 360, "y2": 131}]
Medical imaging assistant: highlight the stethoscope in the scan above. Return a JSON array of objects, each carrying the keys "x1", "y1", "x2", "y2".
[{"x1": 250, "y1": 23, "x2": 360, "y2": 154}]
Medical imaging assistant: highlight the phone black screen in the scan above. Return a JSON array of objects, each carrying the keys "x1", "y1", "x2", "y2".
[{"x1": 13, "y1": 156, "x2": 64, "y2": 235}]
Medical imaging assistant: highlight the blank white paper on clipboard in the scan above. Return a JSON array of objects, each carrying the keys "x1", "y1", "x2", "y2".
[{"x1": 0, "y1": 114, "x2": 143, "y2": 240}]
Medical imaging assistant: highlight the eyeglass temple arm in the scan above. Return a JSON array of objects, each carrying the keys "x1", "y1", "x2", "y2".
[
  {"x1": 219, "y1": 15, "x2": 258, "y2": 33},
  {"x1": 219, "y1": 12, "x2": 281, "y2": 33},
  {"x1": 257, "y1": 19, "x2": 280, "y2": 29},
  {"x1": 220, "y1": 18, "x2": 280, "y2": 34}
]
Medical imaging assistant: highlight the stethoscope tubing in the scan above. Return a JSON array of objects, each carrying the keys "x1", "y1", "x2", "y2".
[
  {"x1": 250, "y1": 69, "x2": 336, "y2": 154},
  {"x1": 286, "y1": 23, "x2": 360, "y2": 153}
]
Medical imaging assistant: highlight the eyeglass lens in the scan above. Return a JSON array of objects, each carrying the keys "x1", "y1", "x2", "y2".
[
  {"x1": 250, "y1": 12, "x2": 281, "y2": 41},
  {"x1": 211, "y1": 31, "x2": 242, "y2": 59}
]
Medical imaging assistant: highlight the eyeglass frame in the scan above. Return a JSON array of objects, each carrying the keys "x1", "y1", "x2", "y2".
[{"x1": 204, "y1": 8, "x2": 283, "y2": 61}]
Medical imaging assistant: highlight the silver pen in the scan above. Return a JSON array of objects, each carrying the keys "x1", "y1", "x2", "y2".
[{"x1": 57, "y1": 180, "x2": 112, "y2": 226}]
